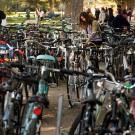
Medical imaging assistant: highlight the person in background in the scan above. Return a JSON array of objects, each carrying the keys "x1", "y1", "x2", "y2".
[
  {"x1": 127, "y1": 8, "x2": 132, "y2": 23},
  {"x1": 86, "y1": 8, "x2": 95, "y2": 18},
  {"x1": 47, "y1": 8, "x2": 55, "y2": 19},
  {"x1": 80, "y1": 11, "x2": 93, "y2": 35},
  {"x1": 107, "y1": 8, "x2": 114, "y2": 27},
  {"x1": 113, "y1": 9, "x2": 130, "y2": 31},
  {"x1": 79, "y1": 11, "x2": 102, "y2": 42},
  {"x1": 39, "y1": 9, "x2": 45, "y2": 21},
  {"x1": 0, "y1": 10, "x2": 6, "y2": 26},
  {"x1": 99, "y1": 7, "x2": 106, "y2": 24},
  {"x1": 26, "y1": 8, "x2": 30, "y2": 20},
  {"x1": 117, "y1": 4, "x2": 122, "y2": 11},
  {"x1": 79, "y1": 11, "x2": 101, "y2": 72},
  {"x1": 95, "y1": 8, "x2": 100, "y2": 20},
  {"x1": 35, "y1": 7, "x2": 40, "y2": 24},
  {"x1": 123, "y1": 9, "x2": 128, "y2": 20}
]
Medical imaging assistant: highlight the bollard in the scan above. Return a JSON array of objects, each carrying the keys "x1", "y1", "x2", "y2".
[{"x1": 56, "y1": 94, "x2": 64, "y2": 135}]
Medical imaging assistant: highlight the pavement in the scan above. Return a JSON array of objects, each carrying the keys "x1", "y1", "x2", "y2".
[{"x1": 40, "y1": 81, "x2": 81, "y2": 135}]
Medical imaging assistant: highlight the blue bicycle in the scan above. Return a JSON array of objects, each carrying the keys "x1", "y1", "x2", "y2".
[{"x1": 20, "y1": 54, "x2": 55, "y2": 135}]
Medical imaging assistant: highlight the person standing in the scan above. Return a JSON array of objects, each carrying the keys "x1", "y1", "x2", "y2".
[
  {"x1": 86, "y1": 8, "x2": 95, "y2": 18},
  {"x1": 39, "y1": 9, "x2": 44, "y2": 21},
  {"x1": 79, "y1": 11, "x2": 102, "y2": 42},
  {"x1": 107, "y1": 8, "x2": 114, "y2": 27},
  {"x1": 99, "y1": 7, "x2": 106, "y2": 24},
  {"x1": 113, "y1": 9, "x2": 130, "y2": 31},
  {"x1": 127, "y1": 8, "x2": 132, "y2": 23},
  {"x1": 0, "y1": 10, "x2": 6, "y2": 26},
  {"x1": 35, "y1": 7, "x2": 40, "y2": 24},
  {"x1": 79, "y1": 11, "x2": 101, "y2": 72},
  {"x1": 95, "y1": 8, "x2": 100, "y2": 20},
  {"x1": 26, "y1": 8, "x2": 30, "y2": 20}
]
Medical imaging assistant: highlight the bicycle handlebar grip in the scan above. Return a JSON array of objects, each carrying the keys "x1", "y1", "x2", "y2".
[{"x1": 60, "y1": 69, "x2": 74, "y2": 75}]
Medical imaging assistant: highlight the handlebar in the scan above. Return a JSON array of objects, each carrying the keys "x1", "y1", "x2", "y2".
[
  {"x1": 0, "y1": 62, "x2": 106, "y2": 79},
  {"x1": 0, "y1": 70, "x2": 38, "y2": 84},
  {"x1": 0, "y1": 62, "x2": 120, "y2": 85}
]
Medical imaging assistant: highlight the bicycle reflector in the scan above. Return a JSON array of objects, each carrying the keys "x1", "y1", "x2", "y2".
[{"x1": 33, "y1": 107, "x2": 42, "y2": 116}]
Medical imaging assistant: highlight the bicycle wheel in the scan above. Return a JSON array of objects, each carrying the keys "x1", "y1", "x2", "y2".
[
  {"x1": 25, "y1": 119, "x2": 41, "y2": 135},
  {"x1": 0, "y1": 120, "x2": 4, "y2": 135},
  {"x1": 67, "y1": 75, "x2": 80, "y2": 107},
  {"x1": 69, "y1": 108, "x2": 95, "y2": 135},
  {"x1": 20, "y1": 102, "x2": 42, "y2": 135},
  {"x1": 80, "y1": 109, "x2": 95, "y2": 135},
  {"x1": 68, "y1": 113, "x2": 81, "y2": 135},
  {"x1": 100, "y1": 111, "x2": 125, "y2": 135},
  {"x1": 20, "y1": 103, "x2": 33, "y2": 134},
  {"x1": 2, "y1": 103, "x2": 21, "y2": 135},
  {"x1": 13, "y1": 102, "x2": 22, "y2": 135}
]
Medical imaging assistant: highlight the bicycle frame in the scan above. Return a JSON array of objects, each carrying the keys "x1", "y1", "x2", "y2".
[
  {"x1": 21, "y1": 55, "x2": 55, "y2": 135},
  {"x1": 77, "y1": 70, "x2": 103, "y2": 134},
  {"x1": 2, "y1": 80, "x2": 23, "y2": 134}
]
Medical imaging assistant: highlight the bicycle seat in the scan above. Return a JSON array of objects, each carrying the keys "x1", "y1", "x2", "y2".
[
  {"x1": 28, "y1": 56, "x2": 36, "y2": 60},
  {"x1": 36, "y1": 54, "x2": 55, "y2": 62}
]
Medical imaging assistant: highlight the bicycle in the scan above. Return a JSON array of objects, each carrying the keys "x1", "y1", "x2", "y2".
[
  {"x1": 68, "y1": 68, "x2": 106, "y2": 135},
  {"x1": 0, "y1": 63, "x2": 36, "y2": 135},
  {"x1": 99, "y1": 76, "x2": 135, "y2": 135},
  {"x1": 20, "y1": 54, "x2": 55, "y2": 135}
]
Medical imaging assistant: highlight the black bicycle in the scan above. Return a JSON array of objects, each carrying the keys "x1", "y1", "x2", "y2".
[{"x1": 68, "y1": 68, "x2": 105, "y2": 135}]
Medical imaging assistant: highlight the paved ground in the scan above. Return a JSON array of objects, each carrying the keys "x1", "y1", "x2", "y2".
[{"x1": 40, "y1": 80, "x2": 81, "y2": 135}]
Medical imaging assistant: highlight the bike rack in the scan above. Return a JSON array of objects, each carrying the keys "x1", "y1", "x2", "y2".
[{"x1": 56, "y1": 94, "x2": 64, "y2": 135}]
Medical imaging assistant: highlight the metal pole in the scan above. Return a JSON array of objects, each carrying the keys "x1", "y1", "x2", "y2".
[{"x1": 56, "y1": 94, "x2": 64, "y2": 135}]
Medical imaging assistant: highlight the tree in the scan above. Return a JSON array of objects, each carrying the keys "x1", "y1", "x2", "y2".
[
  {"x1": 71, "y1": 0, "x2": 83, "y2": 30},
  {"x1": 48, "y1": 0, "x2": 53, "y2": 9},
  {"x1": 62, "y1": 0, "x2": 72, "y2": 17},
  {"x1": 61, "y1": 0, "x2": 83, "y2": 30}
]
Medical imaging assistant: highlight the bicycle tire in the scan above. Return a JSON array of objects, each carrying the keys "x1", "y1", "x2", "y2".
[
  {"x1": 0, "y1": 120, "x2": 4, "y2": 135},
  {"x1": 20, "y1": 103, "x2": 33, "y2": 134},
  {"x1": 2, "y1": 103, "x2": 21, "y2": 135},
  {"x1": 100, "y1": 111, "x2": 125, "y2": 135},
  {"x1": 20, "y1": 102, "x2": 42, "y2": 135},
  {"x1": 68, "y1": 113, "x2": 81, "y2": 135},
  {"x1": 25, "y1": 119, "x2": 40, "y2": 135},
  {"x1": 13, "y1": 102, "x2": 22, "y2": 135},
  {"x1": 80, "y1": 109, "x2": 95, "y2": 135},
  {"x1": 69, "y1": 106, "x2": 95, "y2": 135},
  {"x1": 67, "y1": 75, "x2": 80, "y2": 107}
]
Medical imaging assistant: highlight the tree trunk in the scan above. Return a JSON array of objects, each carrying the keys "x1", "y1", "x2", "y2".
[
  {"x1": 48, "y1": 0, "x2": 53, "y2": 9},
  {"x1": 64, "y1": 0, "x2": 72, "y2": 17},
  {"x1": 71, "y1": 0, "x2": 83, "y2": 30}
]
